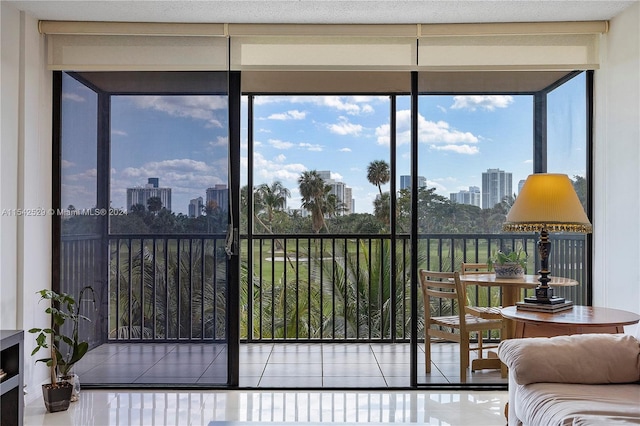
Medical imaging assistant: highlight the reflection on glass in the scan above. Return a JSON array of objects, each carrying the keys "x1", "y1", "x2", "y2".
[
  {"x1": 547, "y1": 73, "x2": 588, "y2": 211},
  {"x1": 110, "y1": 95, "x2": 229, "y2": 235},
  {"x1": 61, "y1": 73, "x2": 98, "y2": 236}
]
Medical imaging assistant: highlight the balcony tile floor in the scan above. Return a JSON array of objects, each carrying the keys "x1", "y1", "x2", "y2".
[{"x1": 75, "y1": 342, "x2": 507, "y2": 387}]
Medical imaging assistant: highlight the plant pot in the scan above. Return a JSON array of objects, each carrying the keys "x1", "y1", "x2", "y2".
[
  {"x1": 59, "y1": 373, "x2": 80, "y2": 402},
  {"x1": 42, "y1": 381, "x2": 73, "y2": 413},
  {"x1": 493, "y1": 262, "x2": 525, "y2": 279}
]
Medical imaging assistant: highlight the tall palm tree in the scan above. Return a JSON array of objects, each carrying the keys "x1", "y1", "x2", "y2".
[
  {"x1": 255, "y1": 181, "x2": 290, "y2": 226},
  {"x1": 298, "y1": 170, "x2": 330, "y2": 233},
  {"x1": 367, "y1": 160, "x2": 390, "y2": 196}
]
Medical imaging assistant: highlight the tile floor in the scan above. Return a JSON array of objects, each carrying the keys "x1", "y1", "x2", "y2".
[
  {"x1": 24, "y1": 389, "x2": 510, "y2": 425},
  {"x1": 74, "y1": 342, "x2": 507, "y2": 387}
]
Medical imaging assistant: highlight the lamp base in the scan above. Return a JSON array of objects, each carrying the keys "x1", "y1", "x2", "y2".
[
  {"x1": 522, "y1": 285, "x2": 565, "y2": 304},
  {"x1": 523, "y1": 295, "x2": 567, "y2": 305}
]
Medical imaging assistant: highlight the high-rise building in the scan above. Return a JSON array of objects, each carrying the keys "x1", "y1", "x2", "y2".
[
  {"x1": 450, "y1": 186, "x2": 481, "y2": 207},
  {"x1": 400, "y1": 175, "x2": 426, "y2": 190},
  {"x1": 344, "y1": 187, "x2": 354, "y2": 214},
  {"x1": 482, "y1": 168, "x2": 512, "y2": 209},
  {"x1": 188, "y1": 197, "x2": 203, "y2": 218},
  {"x1": 317, "y1": 170, "x2": 351, "y2": 215},
  {"x1": 518, "y1": 179, "x2": 526, "y2": 195},
  {"x1": 127, "y1": 178, "x2": 172, "y2": 212},
  {"x1": 206, "y1": 184, "x2": 229, "y2": 212}
]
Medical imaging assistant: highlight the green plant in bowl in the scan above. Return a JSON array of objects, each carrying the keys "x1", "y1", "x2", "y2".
[{"x1": 488, "y1": 248, "x2": 528, "y2": 278}]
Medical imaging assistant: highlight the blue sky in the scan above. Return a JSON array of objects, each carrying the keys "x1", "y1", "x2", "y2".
[{"x1": 61, "y1": 73, "x2": 586, "y2": 215}]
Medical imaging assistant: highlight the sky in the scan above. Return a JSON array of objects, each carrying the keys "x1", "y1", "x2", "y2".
[{"x1": 61, "y1": 72, "x2": 587, "y2": 215}]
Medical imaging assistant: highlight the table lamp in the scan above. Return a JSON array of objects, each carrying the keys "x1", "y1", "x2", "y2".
[{"x1": 502, "y1": 173, "x2": 592, "y2": 304}]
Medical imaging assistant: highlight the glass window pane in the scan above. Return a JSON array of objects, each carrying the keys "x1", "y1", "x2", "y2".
[{"x1": 61, "y1": 73, "x2": 98, "y2": 235}]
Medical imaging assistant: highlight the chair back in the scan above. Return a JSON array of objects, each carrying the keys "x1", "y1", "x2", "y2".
[
  {"x1": 461, "y1": 262, "x2": 490, "y2": 275},
  {"x1": 419, "y1": 269, "x2": 466, "y2": 322}
]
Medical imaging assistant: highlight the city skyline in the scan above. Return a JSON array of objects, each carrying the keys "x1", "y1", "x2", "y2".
[{"x1": 61, "y1": 73, "x2": 587, "y2": 216}]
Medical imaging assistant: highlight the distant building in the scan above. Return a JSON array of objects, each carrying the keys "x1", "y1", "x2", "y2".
[
  {"x1": 206, "y1": 184, "x2": 229, "y2": 212},
  {"x1": 317, "y1": 170, "x2": 351, "y2": 216},
  {"x1": 450, "y1": 186, "x2": 481, "y2": 208},
  {"x1": 127, "y1": 178, "x2": 172, "y2": 212},
  {"x1": 400, "y1": 175, "x2": 426, "y2": 190},
  {"x1": 518, "y1": 179, "x2": 526, "y2": 195},
  {"x1": 344, "y1": 187, "x2": 354, "y2": 214},
  {"x1": 188, "y1": 197, "x2": 203, "y2": 218},
  {"x1": 482, "y1": 168, "x2": 512, "y2": 209}
]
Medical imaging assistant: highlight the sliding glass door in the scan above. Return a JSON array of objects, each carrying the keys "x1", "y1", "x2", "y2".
[
  {"x1": 413, "y1": 71, "x2": 592, "y2": 386},
  {"x1": 55, "y1": 71, "x2": 237, "y2": 386}
]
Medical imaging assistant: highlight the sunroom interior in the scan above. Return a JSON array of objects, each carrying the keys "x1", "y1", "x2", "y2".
[{"x1": 1, "y1": 0, "x2": 639, "y2": 403}]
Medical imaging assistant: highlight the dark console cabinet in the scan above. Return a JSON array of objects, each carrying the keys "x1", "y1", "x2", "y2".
[{"x1": 1, "y1": 330, "x2": 24, "y2": 426}]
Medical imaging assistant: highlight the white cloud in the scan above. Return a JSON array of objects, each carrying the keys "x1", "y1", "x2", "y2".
[
  {"x1": 451, "y1": 95, "x2": 514, "y2": 111},
  {"x1": 299, "y1": 143, "x2": 323, "y2": 152},
  {"x1": 269, "y1": 139, "x2": 295, "y2": 149},
  {"x1": 254, "y1": 95, "x2": 380, "y2": 115},
  {"x1": 524, "y1": 159, "x2": 533, "y2": 164},
  {"x1": 426, "y1": 179, "x2": 448, "y2": 194},
  {"x1": 62, "y1": 92, "x2": 85, "y2": 102},
  {"x1": 274, "y1": 154, "x2": 287, "y2": 162},
  {"x1": 64, "y1": 168, "x2": 97, "y2": 183},
  {"x1": 245, "y1": 152, "x2": 307, "y2": 183},
  {"x1": 437, "y1": 105, "x2": 447, "y2": 113},
  {"x1": 133, "y1": 96, "x2": 227, "y2": 128},
  {"x1": 328, "y1": 117, "x2": 363, "y2": 136},
  {"x1": 111, "y1": 129, "x2": 128, "y2": 137},
  {"x1": 431, "y1": 144, "x2": 480, "y2": 155},
  {"x1": 339, "y1": 148, "x2": 352, "y2": 152},
  {"x1": 375, "y1": 110, "x2": 479, "y2": 155},
  {"x1": 330, "y1": 172, "x2": 344, "y2": 181},
  {"x1": 209, "y1": 136, "x2": 228, "y2": 147},
  {"x1": 120, "y1": 159, "x2": 211, "y2": 180},
  {"x1": 268, "y1": 109, "x2": 307, "y2": 120},
  {"x1": 61, "y1": 159, "x2": 75, "y2": 168}
]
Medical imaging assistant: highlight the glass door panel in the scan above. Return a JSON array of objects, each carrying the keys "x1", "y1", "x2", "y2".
[
  {"x1": 413, "y1": 71, "x2": 591, "y2": 387},
  {"x1": 58, "y1": 71, "x2": 231, "y2": 386}
]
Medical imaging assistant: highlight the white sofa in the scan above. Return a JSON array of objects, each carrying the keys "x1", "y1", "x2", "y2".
[{"x1": 498, "y1": 333, "x2": 640, "y2": 426}]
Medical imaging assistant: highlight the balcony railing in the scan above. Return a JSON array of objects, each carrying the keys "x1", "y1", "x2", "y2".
[{"x1": 60, "y1": 232, "x2": 589, "y2": 346}]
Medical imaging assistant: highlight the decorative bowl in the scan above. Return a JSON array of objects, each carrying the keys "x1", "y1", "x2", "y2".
[{"x1": 493, "y1": 262, "x2": 525, "y2": 279}]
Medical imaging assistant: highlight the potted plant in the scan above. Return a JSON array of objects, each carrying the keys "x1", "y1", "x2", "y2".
[
  {"x1": 29, "y1": 286, "x2": 95, "y2": 411},
  {"x1": 488, "y1": 248, "x2": 528, "y2": 278}
]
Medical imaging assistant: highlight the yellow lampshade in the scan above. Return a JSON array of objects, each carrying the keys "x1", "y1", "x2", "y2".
[{"x1": 503, "y1": 173, "x2": 592, "y2": 233}]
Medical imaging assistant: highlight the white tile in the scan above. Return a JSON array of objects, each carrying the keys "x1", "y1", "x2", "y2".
[{"x1": 25, "y1": 390, "x2": 510, "y2": 425}]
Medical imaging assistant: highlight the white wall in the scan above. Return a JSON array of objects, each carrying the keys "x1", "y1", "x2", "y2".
[
  {"x1": 0, "y1": 2, "x2": 52, "y2": 401},
  {"x1": 593, "y1": 2, "x2": 640, "y2": 321},
  {"x1": 0, "y1": 0, "x2": 20, "y2": 332}
]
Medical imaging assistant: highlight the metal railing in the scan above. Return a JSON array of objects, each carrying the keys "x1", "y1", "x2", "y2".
[{"x1": 60, "y1": 232, "x2": 589, "y2": 344}]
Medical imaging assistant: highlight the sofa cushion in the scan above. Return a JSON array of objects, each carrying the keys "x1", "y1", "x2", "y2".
[
  {"x1": 517, "y1": 383, "x2": 640, "y2": 425},
  {"x1": 498, "y1": 334, "x2": 640, "y2": 385}
]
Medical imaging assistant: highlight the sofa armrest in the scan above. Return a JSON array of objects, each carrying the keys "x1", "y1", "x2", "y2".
[{"x1": 498, "y1": 333, "x2": 640, "y2": 385}]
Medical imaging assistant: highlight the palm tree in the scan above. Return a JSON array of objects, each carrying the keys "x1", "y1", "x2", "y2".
[
  {"x1": 373, "y1": 192, "x2": 391, "y2": 227},
  {"x1": 298, "y1": 170, "x2": 330, "y2": 233},
  {"x1": 367, "y1": 160, "x2": 390, "y2": 196},
  {"x1": 255, "y1": 181, "x2": 290, "y2": 227}
]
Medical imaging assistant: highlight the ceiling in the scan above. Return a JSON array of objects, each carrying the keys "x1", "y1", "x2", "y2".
[{"x1": 7, "y1": 0, "x2": 637, "y2": 24}]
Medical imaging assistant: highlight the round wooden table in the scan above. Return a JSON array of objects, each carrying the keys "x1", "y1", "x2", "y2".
[
  {"x1": 500, "y1": 305, "x2": 640, "y2": 338},
  {"x1": 459, "y1": 274, "x2": 578, "y2": 374}
]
